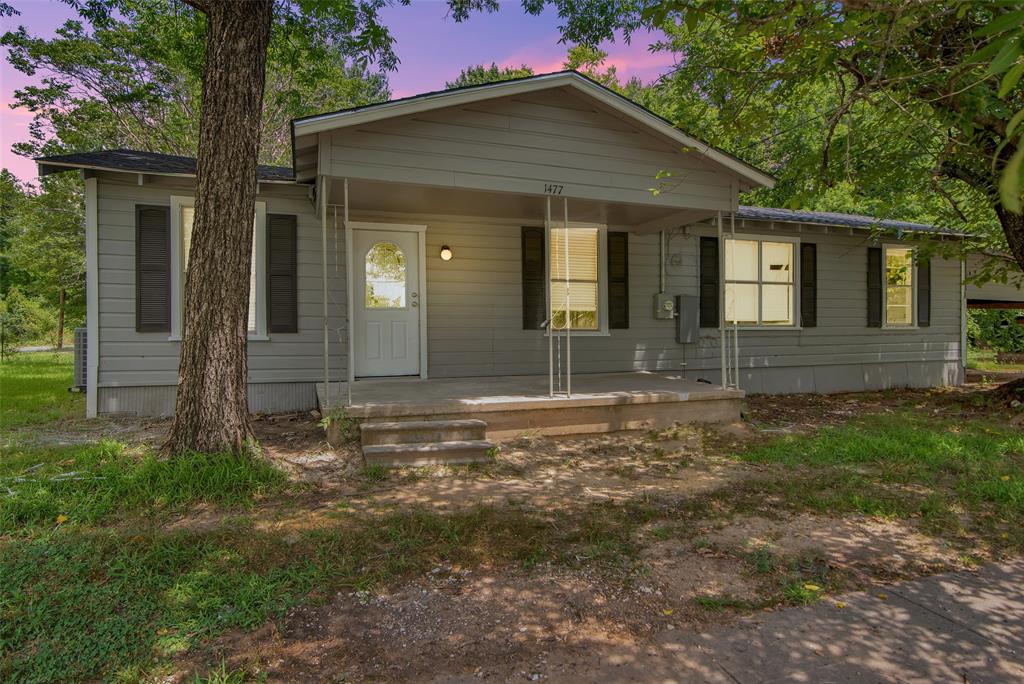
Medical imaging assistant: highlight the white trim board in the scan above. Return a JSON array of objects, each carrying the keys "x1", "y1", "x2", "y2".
[{"x1": 84, "y1": 176, "x2": 99, "y2": 417}]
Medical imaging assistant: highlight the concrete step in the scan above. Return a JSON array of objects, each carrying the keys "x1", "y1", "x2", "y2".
[
  {"x1": 362, "y1": 440, "x2": 495, "y2": 467},
  {"x1": 360, "y1": 418, "x2": 487, "y2": 446}
]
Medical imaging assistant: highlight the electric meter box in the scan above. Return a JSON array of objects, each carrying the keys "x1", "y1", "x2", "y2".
[{"x1": 654, "y1": 292, "x2": 675, "y2": 320}]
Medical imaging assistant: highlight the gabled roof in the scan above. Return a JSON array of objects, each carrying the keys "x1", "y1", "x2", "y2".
[
  {"x1": 36, "y1": 149, "x2": 295, "y2": 182},
  {"x1": 735, "y1": 205, "x2": 963, "y2": 236},
  {"x1": 291, "y1": 70, "x2": 776, "y2": 190}
]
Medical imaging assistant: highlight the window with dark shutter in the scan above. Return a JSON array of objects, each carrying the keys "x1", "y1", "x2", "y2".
[
  {"x1": 607, "y1": 231, "x2": 629, "y2": 329},
  {"x1": 867, "y1": 246, "x2": 882, "y2": 327},
  {"x1": 699, "y1": 236, "x2": 719, "y2": 328},
  {"x1": 917, "y1": 256, "x2": 931, "y2": 327},
  {"x1": 521, "y1": 226, "x2": 546, "y2": 330},
  {"x1": 800, "y1": 242, "x2": 817, "y2": 328},
  {"x1": 266, "y1": 214, "x2": 298, "y2": 333},
  {"x1": 135, "y1": 205, "x2": 171, "y2": 332}
]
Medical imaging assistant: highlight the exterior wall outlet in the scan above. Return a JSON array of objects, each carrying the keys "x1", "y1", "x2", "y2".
[{"x1": 654, "y1": 292, "x2": 675, "y2": 319}]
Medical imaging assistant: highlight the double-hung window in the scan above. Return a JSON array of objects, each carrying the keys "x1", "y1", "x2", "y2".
[
  {"x1": 549, "y1": 225, "x2": 606, "y2": 332},
  {"x1": 724, "y1": 237, "x2": 796, "y2": 326},
  {"x1": 170, "y1": 196, "x2": 266, "y2": 339},
  {"x1": 884, "y1": 245, "x2": 914, "y2": 326}
]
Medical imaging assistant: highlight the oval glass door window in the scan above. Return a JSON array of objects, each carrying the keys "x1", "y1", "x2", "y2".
[{"x1": 365, "y1": 242, "x2": 407, "y2": 308}]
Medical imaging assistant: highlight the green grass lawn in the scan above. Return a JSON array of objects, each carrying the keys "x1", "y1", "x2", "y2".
[
  {"x1": 0, "y1": 351, "x2": 83, "y2": 429},
  {"x1": 2, "y1": 352, "x2": 1023, "y2": 681},
  {"x1": 967, "y1": 348, "x2": 1024, "y2": 372}
]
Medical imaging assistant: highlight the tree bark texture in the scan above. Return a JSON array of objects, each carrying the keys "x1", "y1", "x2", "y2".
[
  {"x1": 165, "y1": 0, "x2": 273, "y2": 455},
  {"x1": 995, "y1": 206, "x2": 1024, "y2": 275}
]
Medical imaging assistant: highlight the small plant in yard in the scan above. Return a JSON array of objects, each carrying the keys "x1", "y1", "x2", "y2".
[
  {"x1": 747, "y1": 545, "x2": 777, "y2": 574},
  {"x1": 319, "y1": 406, "x2": 359, "y2": 443},
  {"x1": 360, "y1": 463, "x2": 389, "y2": 484},
  {"x1": 694, "y1": 594, "x2": 756, "y2": 610}
]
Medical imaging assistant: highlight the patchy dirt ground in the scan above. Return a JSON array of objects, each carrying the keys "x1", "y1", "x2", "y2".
[{"x1": 159, "y1": 381, "x2": 1024, "y2": 682}]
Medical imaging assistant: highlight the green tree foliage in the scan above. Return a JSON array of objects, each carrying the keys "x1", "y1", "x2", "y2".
[
  {"x1": 0, "y1": 169, "x2": 26, "y2": 295},
  {"x1": 1, "y1": 0, "x2": 393, "y2": 165},
  {"x1": 0, "y1": 287, "x2": 57, "y2": 357},
  {"x1": 968, "y1": 309, "x2": 1024, "y2": 354},
  {"x1": 446, "y1": 63, "x2": 534, "y2": 89},
  {"x1": 527, "y1": 1, "x2": 1024, "y2": 273},
  {"x1": 6, "y1": 175, "x2": 85, "y2": 323}
]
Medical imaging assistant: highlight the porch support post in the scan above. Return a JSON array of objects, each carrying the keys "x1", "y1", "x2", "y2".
[
  {"x1": 546, "y1": 196, "x2": 553, "y2": 398},
  {"x1": 731, "y1": 211, "x2": 739, "y2": 389},
  {"x1": 718, "y1": 210, "x2": 726, "y2": 390},
  {"x1": 563, "y1": 196, "x2": 571, "y2": 398},
  {"x1": 344, "y1": 178, "x2": 354, "y2": 406},
  {"x1": 320, "y1": 175, "x2": 331, "y2": 409}
]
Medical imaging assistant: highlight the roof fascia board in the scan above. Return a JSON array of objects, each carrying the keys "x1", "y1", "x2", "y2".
[
  {"x1": 735, "y1": 214, "x2": 963, "y2": 238},
  {"x1": 293, "y1": 72, "x2": 774, "y2": 190},
  {"x1": 293, "y1": 73, "x2": 570, "y2": 135},
  {"x1": 37, "y1": 160, "x2": 302, "y2": 184}
]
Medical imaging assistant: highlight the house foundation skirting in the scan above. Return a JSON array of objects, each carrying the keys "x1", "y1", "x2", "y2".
[{"x1": 97, "y1": 359, "x2": 964, "y2": 418}]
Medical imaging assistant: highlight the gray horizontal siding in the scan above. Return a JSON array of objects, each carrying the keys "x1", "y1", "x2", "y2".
[
  {"x1": 94, "y1": 174, "x2": 965, "y2": 416},
  {"x1": 413, "y1": 215, "x2": 964, "y2": 383},
  {"x1": 95, "y1": 173, "x2": 346, "y2": 389},
  {"x1": 966, "y1": 254, "x2": 1024, "y2": 303},
  {"x1": 325, "y1": 86, "x2": 733, "y2": 212}
]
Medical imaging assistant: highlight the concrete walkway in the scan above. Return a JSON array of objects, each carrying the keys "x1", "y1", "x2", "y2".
[{"x1": 555, "y1": 559, "x2": 1024, "y2": 683}]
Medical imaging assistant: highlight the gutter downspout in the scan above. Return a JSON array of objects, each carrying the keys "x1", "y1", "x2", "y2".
[{"x1": 960, "y1": 259, "x2": 967, "y2": 385}]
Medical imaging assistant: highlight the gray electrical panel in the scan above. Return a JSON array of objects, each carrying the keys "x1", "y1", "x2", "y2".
[{"x1": 675, "y1": 295, "x2": 699, "y2": 344}]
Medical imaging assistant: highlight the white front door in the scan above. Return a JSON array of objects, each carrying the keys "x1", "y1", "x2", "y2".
[{"x1": 353, "y1": 228, "x2": 421, "y2": 377}]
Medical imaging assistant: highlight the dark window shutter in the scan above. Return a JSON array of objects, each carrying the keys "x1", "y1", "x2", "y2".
[
  {"x1": 699, "y1": 236, "x2": 719, "y2": 328},
  {"x1": 917, "y1": 256, "x2": 931, "y2": 327},
  {"x1": 800, "y1": 242, "x2": 817, "y2": 328},
  {"x1": 521, "y1": 226, "x2": 546, "y2": 330},
  {"x1": 867, "y1": 246, "x2": 883, "y2": 327},
  {"x1": 267, "y1": 214, "x2": 298, "y2": 333},
  {"x1": 135, "y1": 205, "x2": 170, "y2": 333},
  {"x1": 607, "y1": 231, "x2": 629, "y2": 329}
]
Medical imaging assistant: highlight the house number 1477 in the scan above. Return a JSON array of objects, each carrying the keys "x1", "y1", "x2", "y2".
[{"x1": 543, "y1": 183, "x2": 563, "y2": 195}]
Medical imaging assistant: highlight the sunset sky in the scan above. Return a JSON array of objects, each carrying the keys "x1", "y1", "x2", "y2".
[{"x1": 0, "y1": 0, "x2": 677, "y2": 182}]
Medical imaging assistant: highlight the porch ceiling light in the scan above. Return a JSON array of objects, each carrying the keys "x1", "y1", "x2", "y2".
[{"x1": 440, "y1": 245, "x2": 453, "y2": 261}]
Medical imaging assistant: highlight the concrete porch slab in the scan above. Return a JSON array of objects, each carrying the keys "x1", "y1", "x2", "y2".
[{"x1": 317, "y1": 372, "x2": 743, "y2": 440}]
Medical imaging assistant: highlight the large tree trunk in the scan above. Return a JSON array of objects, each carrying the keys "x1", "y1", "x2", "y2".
[
  {"x1": 164, "y1": 0, "x2": 274, "y2": 455},
  {"x1": 995, "y1": 205, "x2": 1024, "y2": 274}
]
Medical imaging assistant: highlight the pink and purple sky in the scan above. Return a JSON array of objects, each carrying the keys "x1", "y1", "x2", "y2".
[{"x1": 0, "y1": 0, "x2": 676, "y2": 183}]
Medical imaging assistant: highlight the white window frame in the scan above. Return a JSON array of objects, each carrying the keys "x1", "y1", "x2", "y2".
[
  {"x1": 170, "y1": 195, "x2": 267, "y2": 341},
  {"x1": 546, "y1": 222, "x2": 609, "y2": 337},
  {"x1": 723, "y1": 233, "x2": 801, "y2": 330},
  {"x1": 882, "y1": 243, "x2": 917, "y2": 329}
]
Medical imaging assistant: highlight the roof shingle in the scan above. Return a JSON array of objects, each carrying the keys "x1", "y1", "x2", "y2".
[{"x1": 36, "y1": 149, "x2": 294, "y2": 181}]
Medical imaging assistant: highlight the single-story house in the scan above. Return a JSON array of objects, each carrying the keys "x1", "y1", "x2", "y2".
[{"x1": 38, "y1": 71, "x2": 1024, "y2": 440}]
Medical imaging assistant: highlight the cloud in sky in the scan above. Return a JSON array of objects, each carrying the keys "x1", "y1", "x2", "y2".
[{"x1": 1, "y1": 0, "x2": 677, "y2": 181}]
